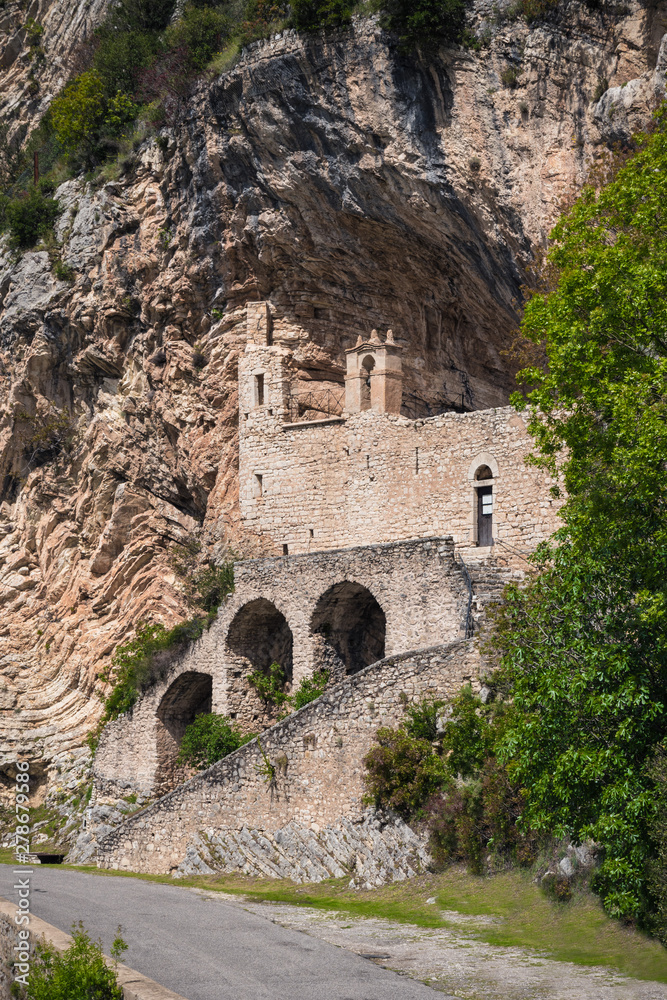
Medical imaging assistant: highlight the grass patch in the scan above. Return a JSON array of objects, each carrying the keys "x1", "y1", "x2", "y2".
[{"x1": 24, "y1": 863, "x2": 667, "y2": 982}]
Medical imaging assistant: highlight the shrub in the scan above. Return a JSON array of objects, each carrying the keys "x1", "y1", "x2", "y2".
[
  {"x1": 98, "y1": 618, "x2": 211, "y2": 723},
  {"x1": 49, "y1": 70, "x2": 137, "y2": 163},
  {"x1": 376, "y1": 0, "x2": 468, "y2": 52},
  {"x1": 94, "y1": 31, "x2": 159, "y2": 96},
  {"x1": 427, "y1": 759, "x2": 531, "y2": 873},
  {"x1": 439, "y1": 684, "x2": 496, "y2": 778},
  {"x1": 49, "y1": 70, "x2": 107, "y2": 155},
  {"x1": 164, "y1": 5, "x2": 231, "y2": 72},
  {"x1": 291, "y1": 0, "x2": 353, "y2": 31},
  {"x1": 248, "y1": 661, "x2": 290, "y2": 707},
  {"x1": 15, "y1": 924, "x2": 127, "y2": 1000},
  {"x1": 593, "y1": 77, "x2": 608, "y2": 103},
  {"x1": 239, "y1": 0, "x2": 290, "y2": 45},
  {"x1": 363, "y1": 726, "x2": 448, "y2": 818},
  {"x1": 291, "y1": 667, "x2": 330, "y2": 710},
  {"x1": 176, "y1": 713, "x2": 255, "y2": 769},
  {"x1": 104, "y1": 0, "x2": 177, "y2": 34},
  {"x1": 403, "y1": 697, "x2": 445, "y2": 741},
  {"x1": 5, "y1": 189, "x2": 60, "y2": 249},
  {"x1": 500, "y1": 64, "x2": 521, "y2": 88}
]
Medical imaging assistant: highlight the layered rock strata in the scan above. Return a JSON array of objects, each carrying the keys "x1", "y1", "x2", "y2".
[{"x1": 0, "y1": 0, "x2": 665, "y2": 793}]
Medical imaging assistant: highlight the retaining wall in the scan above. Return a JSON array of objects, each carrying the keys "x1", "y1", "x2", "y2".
[{"x1": 97, "y1": 638, "x2": 481, "y2": 875}]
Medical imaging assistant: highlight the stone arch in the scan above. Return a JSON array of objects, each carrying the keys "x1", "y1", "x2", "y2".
[
  {"x1": 225, "y1": 599, "x2": 294, "y2": 726},
  {"x1": 310, "y1": 581, "x2": 386, "y2": 680},
  {"x1": 154, "y1": 671, "x2": 213, "y2": 794},
  {"x1": 467, "y1": 452, "x2": 498, "y2": 481}
]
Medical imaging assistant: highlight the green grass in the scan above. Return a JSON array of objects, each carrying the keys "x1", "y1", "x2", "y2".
[{"x1": 19, "y1": 863, "x2": 666, "y2": 983}]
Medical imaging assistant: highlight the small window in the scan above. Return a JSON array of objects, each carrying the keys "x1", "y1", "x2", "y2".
[
  {"x1": 253, "y1": 473, "x2": 263, "y2": 498},
  {"x1": 282, "y1": 543, "x2": 289, "y2": 555},
  {"x1": 475, "y1": 464, "x2": 493, "y2": 481},
  {"x1": 255, "y1": 373, "x2": 265, "y2": 406}
]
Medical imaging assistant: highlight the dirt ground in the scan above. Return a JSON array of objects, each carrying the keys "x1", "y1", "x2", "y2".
[{"x1": 192, "y1": 890, "x2": 667, "y2": 1000}]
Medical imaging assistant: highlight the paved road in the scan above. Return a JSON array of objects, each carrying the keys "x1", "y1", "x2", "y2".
[{"x1": 0, "y1": 865, "x2": 437, "y2": 1000}]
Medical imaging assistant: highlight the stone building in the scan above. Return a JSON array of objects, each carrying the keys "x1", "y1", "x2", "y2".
[{"x1": 93, "y1": 303, "x2": 561, "y2": 814}]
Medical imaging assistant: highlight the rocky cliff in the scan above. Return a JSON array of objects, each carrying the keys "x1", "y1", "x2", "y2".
[{"x1": 0, "y1": 0, "x2": 665, "y2": 802}]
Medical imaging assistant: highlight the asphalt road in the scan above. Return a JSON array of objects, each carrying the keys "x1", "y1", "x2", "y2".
[{"x1": 0, "y1": 865, "x2": 437, "y2": 1000}]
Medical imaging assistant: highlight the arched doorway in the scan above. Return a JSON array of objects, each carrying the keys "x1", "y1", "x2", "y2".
[
  {"x1": 226, "y1": 599, "x2": 293, "y2": 725},
  {"x1": 155, "y1": 671, "x2": 213, "y2": 793},
  {"x1": 310, "y1": 581, "x2": 386, "y2": 679}
]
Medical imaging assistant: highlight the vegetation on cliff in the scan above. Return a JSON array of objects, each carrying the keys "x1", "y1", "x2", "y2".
[
  {"x1": 364, "y1": 105, "x2": 667, "y2": 939},
  {"x1": 88, "y1": 559, "x2": 234, "y2": 749}
]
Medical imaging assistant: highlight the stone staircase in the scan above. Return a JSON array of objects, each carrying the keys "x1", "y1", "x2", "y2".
[{"x1": 455, "y1": 544, "x2": 529, "y2": 634}]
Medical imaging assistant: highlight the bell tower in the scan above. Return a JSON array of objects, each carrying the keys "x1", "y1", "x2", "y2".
[{"x1": 344, "y1": 329, "x2": 403, "y2": 415}]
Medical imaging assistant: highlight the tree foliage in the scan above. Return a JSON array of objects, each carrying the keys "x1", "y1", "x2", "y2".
[
  {"x1": 291, "y1": 0, "x2": 353, "y2": 32},
  {"x1": 4, "y1": 188, "x2": 60, "y2": 248},
  {"x1": 176, "y1": 713, "x2": 255, "y2": 770},
  {"x1": 376, "y1": 0, "x2": 468, "y2": 51},
  {"x1": 493, "y1": 104, "x2": 667, "y2": 927}
]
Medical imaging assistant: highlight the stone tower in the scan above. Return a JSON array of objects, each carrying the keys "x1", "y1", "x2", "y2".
[{"x1": 344, "y1": 330, "x2": 403, "y2": 415}]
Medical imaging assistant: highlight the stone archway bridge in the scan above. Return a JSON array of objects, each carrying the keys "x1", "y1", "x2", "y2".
[{"x1": 91, "y1": 535, "x2": 520, "y2": 876}]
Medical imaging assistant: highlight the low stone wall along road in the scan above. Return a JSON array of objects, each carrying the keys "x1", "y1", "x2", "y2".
[{"x1": 0, "y1": 865, "x2": 438, "y2": 1000}]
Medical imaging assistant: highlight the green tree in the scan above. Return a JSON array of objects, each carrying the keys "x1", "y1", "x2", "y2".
[
  {"x1": 177, "y1": 713, "x2": 254, "y2": 770},
  {"x1": 164, "y1": 5, "x2": 231, "y2": 71},
  {"x1": 493, "y1": 103, "x2": 667, "y2": 926},
  {"x1": 93, "y1": 30, "x2": 158, "y2": 96},
  {"x1": 291, "y1": 0, "x2": 353, "y2": 31},
  {"x1": 49, "y1": 70, "x2": 137, "y2": 162},
  {"x1": 5, "y1": 189, "x2": 60, "y2": 249},
  {"x1": 376, "y1": 0, "x2": 468, "y2": 51},
  {"x1": 49, "y1": 70, "x2": 107, "y2": 155},
  {"x1": 104, "y1": 0, "x2": 177, "y2": 34}
]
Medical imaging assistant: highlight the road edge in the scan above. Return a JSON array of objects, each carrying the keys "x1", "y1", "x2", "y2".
[{"x1": 0, "y1": 896, "x2": 189, "y2": 1000}]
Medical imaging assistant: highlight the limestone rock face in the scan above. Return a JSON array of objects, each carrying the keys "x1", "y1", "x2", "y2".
[{"x1": 0, "y1": 0, "x2": 665, "y2": 787}]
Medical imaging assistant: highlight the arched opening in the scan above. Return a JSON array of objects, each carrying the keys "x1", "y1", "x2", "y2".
[
  {"x1": 310, "y1": 581, "x2": 386, "y2": 679},
  {"x1": 360, "y1": 355, "x2": 375, "y2": 411},
  {"x1": 155, "y1": 671, "x2": 213, "y2": 793},
  {"x1": 226, "y1": 599, "x2": 293, "y2": 725}
]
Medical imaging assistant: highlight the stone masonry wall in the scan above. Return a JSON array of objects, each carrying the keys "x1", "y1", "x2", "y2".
[
  {"x1": 96, "y1": 639, "x2": 481, "y2": 874},
  {"x1": 93, "y1": 538, "x2": 470, "y2": 801},
  {"x1": 238, "y1": 393, "x2": 562, "y2": 562}
]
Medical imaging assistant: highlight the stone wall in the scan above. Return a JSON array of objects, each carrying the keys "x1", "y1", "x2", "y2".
[
  {"x1": 238, "y1": 359, "x2": 562, "y2": 560},
  {"x1": 92, "y1": 537, "x2": 471, "y2": 801},
  {"x1": 96, "y1": 639, "x2": 481, "y2": 875}
]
